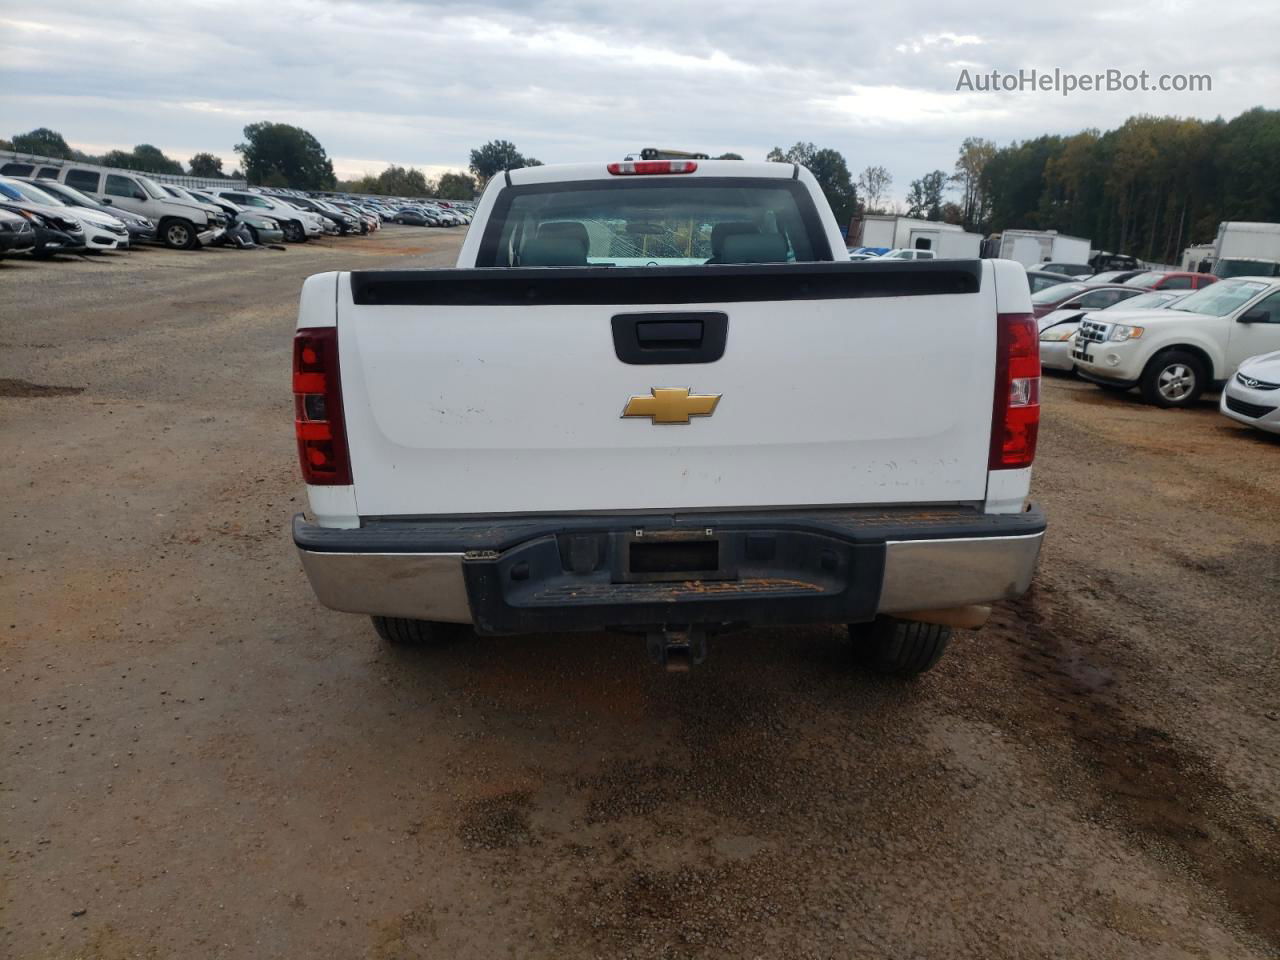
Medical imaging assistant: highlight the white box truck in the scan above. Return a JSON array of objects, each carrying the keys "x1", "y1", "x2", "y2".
[
  {"x1": 996, "y1": 230, "x2": 1091, "y2": 269},
  {"x1": 856, "y1": 215, "x2": 980, "y2": 258},
  {"x1": 1211, "y1": 222, "x2": 1280, "y2": 279}
]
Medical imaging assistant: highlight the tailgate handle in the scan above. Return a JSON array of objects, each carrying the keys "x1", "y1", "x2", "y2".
[
  {"x1": 612, "y1": 312, "x2": 728, "y2": 365},
  {"x1": 636, "y1": 320, "x2": 703, "y2": 346}
]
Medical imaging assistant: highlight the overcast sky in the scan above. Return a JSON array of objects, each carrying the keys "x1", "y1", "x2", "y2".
[{"x1": 2, "y1": 0, "x2": 1274, "y2": 200}]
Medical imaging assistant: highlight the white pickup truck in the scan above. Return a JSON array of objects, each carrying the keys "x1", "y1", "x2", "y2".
[{"x1": 291, "y1": 159, "x2": 1046, "y2": 673}]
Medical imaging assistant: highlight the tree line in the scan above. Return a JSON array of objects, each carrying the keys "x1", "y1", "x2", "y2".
[{"x1": 10, "y1": 106, "x2": 1276, "y2": 255}]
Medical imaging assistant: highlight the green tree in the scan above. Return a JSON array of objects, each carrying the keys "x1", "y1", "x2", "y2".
[
  {"x1": 188, "y1": 152, "x2": 224, "y2": 178},
  {"x1": 374, "y1": 165, "x2": 432, "y2": 196},
  {"x1": 716, "y1": 152, "x2": 744, "y2": 160},
  {"x1": 857, "y1": 165, "x2": 893, "y2": 213},
  {"x1": 468, "y1": 140, "x2": 541, "y2": 187},
  {"x1": 130, "y1": 144, "x2": 184, "y2": 175},
  {"x1": 767, "y1": 142, "x2": 859, "y2": 225},
  {"x1": 235, "y1": 122, "x2": 336, "y2": 190},
  {"x1": 10, "y1": 127, "x2": 73, "y2": 158},
  {"x1": 905, "y1": 170, "x2": 949, "y2": 220},
  {"x1": 436, "y1": 171, "x2": 477, "y2": 199}
]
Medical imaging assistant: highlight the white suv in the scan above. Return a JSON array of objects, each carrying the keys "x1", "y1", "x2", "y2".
[{"x1": 1073, "y1": 277, "x2": 1280, "y2": 407}]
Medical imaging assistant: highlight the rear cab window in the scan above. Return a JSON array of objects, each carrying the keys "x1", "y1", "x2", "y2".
[{"x1": 476, "y1": 178, "x2": 832, "y2": 268}]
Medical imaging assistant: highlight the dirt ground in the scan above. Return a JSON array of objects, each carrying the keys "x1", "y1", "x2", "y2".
[{"x1": 2, "y1": 229, "x2": 1278, "y2": 960}]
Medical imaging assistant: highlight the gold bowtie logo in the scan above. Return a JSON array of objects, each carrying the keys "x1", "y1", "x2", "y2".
[{"x1": 622, "y1": 387, "x2": 721, "y2": 424}]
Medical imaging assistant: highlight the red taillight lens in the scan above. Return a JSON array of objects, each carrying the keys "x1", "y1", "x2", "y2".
[
  {"x1": 606, "y1": 160, "x2": 698, "y2": 175},
  {"x1": 293, "y1": 327, "x2": 352, "y2": 484},
  {"x1": 989, "y1": 312, "x2": 1041, "y2": 470}
]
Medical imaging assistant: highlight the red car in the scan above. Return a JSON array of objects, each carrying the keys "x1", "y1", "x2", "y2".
[
  {"x1": 1030, "y1": 281, "x2": 1143, "y2": 319},
  {"x1": 1123, "y1": 270, "x2": 1217, "y2": 291}
]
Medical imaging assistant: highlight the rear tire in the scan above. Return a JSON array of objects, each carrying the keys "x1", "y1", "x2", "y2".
[
  {"x1": 849, "y1": 617, "x2": 952, "y2": 675},
  {"x1": 372, "y1": 616, "x2": 445, "y2": 645},
  {"x1": 283, "y1": 221, "x2": 305, "y2": 243},
  {"x1": 1139, "y1": 350, "x2": 1206, "y2": 408}
]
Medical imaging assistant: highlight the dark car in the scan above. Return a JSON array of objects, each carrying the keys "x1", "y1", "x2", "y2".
[
  {"x1": 0, "y1": 208, "x2": 37, "y2": 258},
  {"x1": 282, "y1": 196, "x2": 356, "y2": 235},
  {"x1": 394, "y1": 207, "x2": 435, "y2": 226},
  {"x1": 1090, "y1": 252, "x2": 1141, "y2": 272},
  {"x1": 1038, "y1": 262, "x2": 1094, "y2": 277},
  {"x1": 0, "y1": 200, "x2": 86, "y2": 257},
  {"x1": 1031, "y1": 281, "x2": 1141, "y2": 318},
  {"x1": 23, "y1": 178, "x2": 157, "y2": 244},
  {"x1": 1026, "y1": 269, "x2": 1072, "y2": 294}
]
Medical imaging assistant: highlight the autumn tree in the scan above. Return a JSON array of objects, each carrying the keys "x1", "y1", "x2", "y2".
[{"x1": 857, "y1": 165, "x2": 892, "y2": 213}]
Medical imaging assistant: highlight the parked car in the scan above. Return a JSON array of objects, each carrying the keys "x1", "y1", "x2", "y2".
[
  {"x1": 0, "y1": 176, "x2": 130, "y2": 251},
  {"x1": 280, "y1": 196, "x2": 355, "y2": 234},
  {"x1": 1090, "y1": 252, "x2": 1141, "y2": 272},
  {"x1": 1087, "y1": 270, "x2": 1148, "y2": 285},
  {"x1": 1037, "y1": 262, "x2": 1094, "y2": 277},
  {"x1": 184, "y1": 190, "x2": 286, "y2": 246},
  {"x1": 0, "y1": 202, "x2": 85, "y2": 257},
  {"x1": 1026, "y1": 269, "x2": 1072, "y2": 293},
  {"x1": 1073, "y1": 277, "x2": 1280, "y2": 407},
  {"x1": 879, "y1": 248, "x2": 935, "y2": 260},
  {"x1": 1220, "y1": 350, "x2": 1280, "y2": 433},
  {"x1": 1123, "y1": 270, "x2": 1218, "y2": 291},
  {"x1": 0, "y1": 207, "x2": 37, "y2": 258},
  {"x1": 51, "y1": 165, "x2": 223, "y2": 249},
  {"x1": 1031, "y1": 281, "x2": 1137, "y2": 318},
  {"x1": 207, "y1": 190, "x2": 323, "y2": 242},
  {"x1": 21, "y1": 178, "x2": 157, "y2": 244},
  {"x1": 1039, "y1": 290, "x2": 1187, "y2": 372},
  {"x1": 394, "y1": 207, "x2": 437, "y2": 227}
]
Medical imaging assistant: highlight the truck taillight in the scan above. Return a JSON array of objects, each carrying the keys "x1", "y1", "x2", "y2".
[
  {"x1": 293, "y1": 327, "x2": 352, "y2": 485},
  {"x1": 989, "y1": 312, "x2": 1041, "y2": 470},
  {"x1": 606, "y1": 160, "x2": 698, "y2": 175}
]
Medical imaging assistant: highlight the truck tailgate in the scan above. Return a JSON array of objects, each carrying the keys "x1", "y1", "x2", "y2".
[{"x1": 335, "y1": 261, "x2": 996, "y2": 516}]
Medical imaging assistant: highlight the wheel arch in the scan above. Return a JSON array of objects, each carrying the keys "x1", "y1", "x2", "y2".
[{"x1": 1144, "y1": 341, "x2": 1217, "y2": 380}]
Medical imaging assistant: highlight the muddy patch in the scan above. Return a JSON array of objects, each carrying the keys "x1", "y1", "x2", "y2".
[
  {"x1": 991, "y1": 592, "x2": 1280, "y2": 948},
  {"x1": 0, "y1": 377, "x2": 84, "y2": 397},
  {"x1": 458, "y1": 790, "x2": 537, "y2": 851}
]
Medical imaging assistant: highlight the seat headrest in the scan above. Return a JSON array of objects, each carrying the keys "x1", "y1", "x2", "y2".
[
  {"x1": 719, "y1": 233, "x2": 789, "y2": 264},
  {"x1": 537, "y1": 220, "x2": 590, "y2": 252},
  {"x1": 710, "y1": 221, "x2": 758, "y2": 256},
  {"x1": 520, "y1": 237, "x2": 588, "y2": 266}
]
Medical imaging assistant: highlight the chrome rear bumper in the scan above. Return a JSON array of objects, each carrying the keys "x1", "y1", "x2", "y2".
[{"x1": 295, "y1": 507, "x2": 1045, "y2": 630}]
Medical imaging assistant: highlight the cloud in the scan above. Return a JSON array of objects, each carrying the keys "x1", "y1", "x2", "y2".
[{"x1": 1, "y1": 0, "x2": 1273, "y2": 202}]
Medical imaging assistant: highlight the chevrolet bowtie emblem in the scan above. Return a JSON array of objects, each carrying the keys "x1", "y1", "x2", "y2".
[{"x1": 622, "y1": 387, "x2": 721, "y2": 424}]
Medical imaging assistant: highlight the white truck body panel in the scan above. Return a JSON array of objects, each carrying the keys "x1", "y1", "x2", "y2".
[
  {"x1": 999, "y1": 230, "x2": 1091, "y2": 268},
  {"x1": 334, "y1": 274, "x2": 1000, "y2": 516},
  {"x1": 1215, "y1": 222, "x2": 1280, "y2": 261},
  {"x1": 859, "y1": 215, "x2": 967, "y2": 251},
  {"x1": 918, "y1": 229, "x2": 982, "y2": 259}
]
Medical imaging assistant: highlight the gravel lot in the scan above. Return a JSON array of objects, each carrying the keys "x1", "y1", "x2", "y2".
[{"x1": 3, "y1": 229, "x2": 1278, "y2": 960}]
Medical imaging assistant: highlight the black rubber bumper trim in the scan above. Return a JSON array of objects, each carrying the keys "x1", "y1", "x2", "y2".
[{"x1": 293, "y1": 505, "x2": 1046, "y2": 555}]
